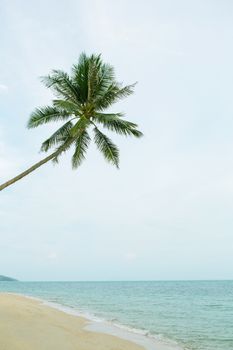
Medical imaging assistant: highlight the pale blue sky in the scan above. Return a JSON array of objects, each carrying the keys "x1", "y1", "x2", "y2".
[{"x1": 1, "y1": 0, "x2": 233, "y2": 281}]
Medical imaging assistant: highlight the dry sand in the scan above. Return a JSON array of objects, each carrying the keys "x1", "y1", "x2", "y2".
[{"x1": 0, "y1": 293, "x2": 144, "y2": 350}]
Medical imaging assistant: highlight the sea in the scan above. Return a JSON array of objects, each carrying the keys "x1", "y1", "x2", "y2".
[{"x1": 0, "y1": 280, "x2": 232, "y2": 350}]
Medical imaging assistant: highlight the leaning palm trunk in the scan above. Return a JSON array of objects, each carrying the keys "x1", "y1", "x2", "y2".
[
  {"x1": 0, "y1": 150, "x2": 59, "y2": 191},
  {"x1": 0, "y1": 138, "x2": 74, "y2": 191}
]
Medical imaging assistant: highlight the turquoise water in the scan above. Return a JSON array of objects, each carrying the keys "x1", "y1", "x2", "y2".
[{"x1": 0, "y1": 281, "x2": 232, "y2": 350}]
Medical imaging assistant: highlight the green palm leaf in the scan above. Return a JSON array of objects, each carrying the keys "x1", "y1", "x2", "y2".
[
  {"x1": 95, "y1": 83, "x2": 136, "y2": 111},
  {"x1": 93, "y1": 113, "x2": 143, "y2": 138},
  {"x1": 52, "y1": 136, "x2": 75, "y2": 164},
  {"x1": 41, "y1": 70, "x2": 80, "y2": 103},
  {"x1": 93, "y1": 63, "x2": 115, "y2": 100},
  {"x1": 71, "y1": 53, "x2": 90, "y2": 103},
  {"x1": 28, "y1": 106, "x2": 71, "y2": 128},
  {"x1": 53, "y1": 99, "x2": 81, "y2": 114},
  {"x1": 70, "y1": 118, "x2": 90, "y2": 137},
  {"x1": 87, "y1": 54, "x2": 102, "y2": 101},
  {"x1": 94, "y1": 127, "x2": 119, "y2": 167},
  {"x1": 72, "y1": 131, "x2": 91, "y2": 169},
  {"x1": 41, "y1": 121, "x2": 73, "y2": 152}
]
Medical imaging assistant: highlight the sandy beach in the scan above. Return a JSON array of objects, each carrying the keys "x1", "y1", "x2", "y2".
[{"x1": 0, "y1": 293, "x2": 144, "y2": 350}]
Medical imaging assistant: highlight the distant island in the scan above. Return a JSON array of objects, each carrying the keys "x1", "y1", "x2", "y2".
[{"x1": 0, "y1": 275, "x2": 17, "y2": 282}]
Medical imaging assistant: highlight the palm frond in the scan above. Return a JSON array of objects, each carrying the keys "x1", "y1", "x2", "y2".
[
  {"x1": 71, "y1": 53, "x2": 90, "y2": 103},
  {"x1": 28, "y1": 106, "x2": 71, "y2": 128},
  {"x1": 94, "y1": 127, "x2": 119, "y2": 167},
  {"x1": 86, "y1": 54, "x2": 117, "y2": 104},
  {"x1": 98, "y1": 63, "x2": 115, "y2": 87},
  {"x1": 87, "y1": 54, "x2": 102, "y2": 102},
  {"x1": 41, "y1": 121, "x2": 73, "y2": 152},
  {"x1": 95, "y1": 83, "x2": 136, "y2": 111},
  {"x1": 93, "y1": 112, "x2": 143, "y2": 138},
  {"x1": 70, "y1": 117, "x2": 90, "y2": 137},
  {"x1": 41, "y1": 70, "x2": 80, "y2": 103},
  {"x1": 95, "y1": 112, "x2": 124, "y2": 119},
  {"x1": 53, "y1": 99, "x2": 81, "y2": 114},
  {"x1": 72, "y1": 130, "x2": 91, "y2": 169},
  {"x1": 91, "y1": 63, "x2": 116, "y2": 102},
  {"x1": 52, "y1": 136, "x2": 75, "y2": 164},
  {"x1": 114, "y1": 83, "x2": 136, "y2": 99}
]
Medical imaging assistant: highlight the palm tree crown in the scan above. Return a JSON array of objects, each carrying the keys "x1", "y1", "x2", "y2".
[
  {"x1": 28, "y1": 52, "x2": 143, "y2": 168},
  {"x1": 0, "y1": 53, "x2": 143, "y2": 192}
]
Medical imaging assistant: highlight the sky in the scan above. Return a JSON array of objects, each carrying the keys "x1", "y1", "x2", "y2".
[{"x1": 1, "y1": 0, "x2": 233, "y2": 281}]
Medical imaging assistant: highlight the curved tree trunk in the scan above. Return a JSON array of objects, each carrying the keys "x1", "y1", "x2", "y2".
[
  {"x1": 0, "y1": 137, "x2": 75, "y2": 192},
  {"x1": 0, "y1": 150, "x2": 59, "y2": 192}
]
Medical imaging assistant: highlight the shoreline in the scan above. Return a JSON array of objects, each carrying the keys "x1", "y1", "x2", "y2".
[
  {"x1": 0, "y1": 293, "x2": 144, "y2": 350},
  {"x1": 0, "y1": 292, "x2": 184, "y2": 350}
]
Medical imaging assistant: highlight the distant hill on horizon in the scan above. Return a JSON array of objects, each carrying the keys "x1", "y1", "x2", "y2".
[{"x1": 0, "y1": 275, "x2": 17, "y2": 281}]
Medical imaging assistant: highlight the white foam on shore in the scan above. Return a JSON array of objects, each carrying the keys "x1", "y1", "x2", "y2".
[
  {"x1": 85, "y1": 322, "x2": 185, "y2": 350},
  {"x1": 3, "y1": 292, "x2": 185, "y2": 350}
]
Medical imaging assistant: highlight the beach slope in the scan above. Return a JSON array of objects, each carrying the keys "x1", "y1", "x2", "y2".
[{"x1": 0, "y1": 293, "x2": 144, "y2": 350}]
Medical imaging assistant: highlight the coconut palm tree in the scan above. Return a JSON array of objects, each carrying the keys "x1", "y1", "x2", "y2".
[{"x1": 0, "y1": 53, "x2": 143, "y2": 191}]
